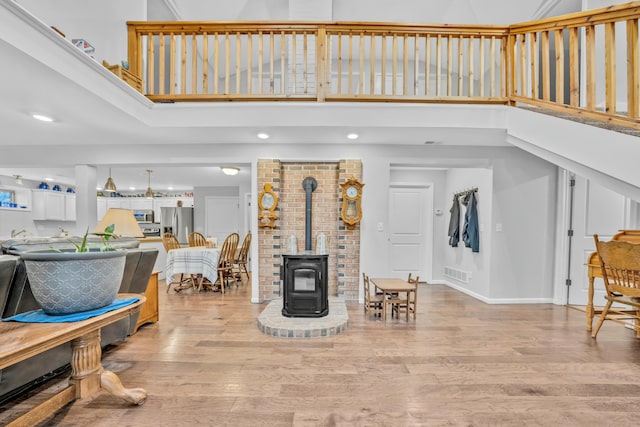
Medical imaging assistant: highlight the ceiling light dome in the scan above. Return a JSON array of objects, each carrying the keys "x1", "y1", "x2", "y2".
[
  {"x1": 31, "y1": 113, "x2": 54, "y2": 122},
  {"x1": 221, "y1": 166, "x2": 240, "y2": 176}
]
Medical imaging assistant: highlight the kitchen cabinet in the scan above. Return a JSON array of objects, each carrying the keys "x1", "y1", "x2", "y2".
[
  {"x1": 65, "y1": 194, "x2": 76, "y2": 221},
  {"x1": 130, "y1": 199, "x2": 153, "y2": 211},
  {"x1": 97, "y1": 198, "x2": 107, "y2": 221},
  {"x1": 153, "y1": 198, "x2": 193, "y2": 221},
  {"x1": 32, "y1": 190, "x2": 66, "y2": 220},
  {"x1": 106, "y1": 199, "x2": 131, "y2": 210},
  {"x1": 178, "y1": 197, "x2": 194, "y2": 207}
]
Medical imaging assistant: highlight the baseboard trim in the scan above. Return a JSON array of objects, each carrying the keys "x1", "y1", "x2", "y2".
[{"x1": 440, "y1": 280, "x2": 555, "y2": 304}]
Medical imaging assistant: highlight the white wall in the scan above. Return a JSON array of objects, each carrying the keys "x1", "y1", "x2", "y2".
[
  {"x1": 193, "y1": 186, "x2": 240, "y2": 235},
  {"x1": 443, "y1": 168, "x2": 493, "y2": 298},
  {"x1": 489, "y1": 151, "x2": 558, "y2": 301},
  {"x1": 16, "y1": 0, "x2": 146, "y2": 65},
  {"x1": 333, "y1": 0, "x2": 579, "y2": 24}
]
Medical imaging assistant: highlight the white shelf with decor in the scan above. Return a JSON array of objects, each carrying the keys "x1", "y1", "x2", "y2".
[{"x1": 0, "y1": 186, "x2": 32, "y2": 211}]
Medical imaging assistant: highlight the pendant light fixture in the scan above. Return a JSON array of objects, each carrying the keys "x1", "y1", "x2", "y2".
[
  {"x1": 145, "y1": 169, "x2": 154, "y2": 199},
  {"x1": 103, "y1": 167, "x2": 117, "y2": 193}
]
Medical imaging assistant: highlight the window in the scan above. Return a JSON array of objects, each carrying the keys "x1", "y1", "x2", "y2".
[{"x1": 0, "y1": 190, "x2": 14, "y2": 207}]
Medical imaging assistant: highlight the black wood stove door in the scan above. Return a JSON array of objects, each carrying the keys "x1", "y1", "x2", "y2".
[{"x1": 282, "y1": 254, "x2": 328, "y2": 318}]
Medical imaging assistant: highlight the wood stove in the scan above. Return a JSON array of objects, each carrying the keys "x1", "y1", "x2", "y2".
[
  {"x1": 282, "y1": 253, "x2": 328, "y2": 317},
  {"x1": 281, "y1": 176, "x2": 330, "y2": 317}
]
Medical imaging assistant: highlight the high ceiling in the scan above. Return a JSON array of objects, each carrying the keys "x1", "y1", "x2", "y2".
[{"x1": 0, "y1": 0, "x2": 582, "y2": 191}]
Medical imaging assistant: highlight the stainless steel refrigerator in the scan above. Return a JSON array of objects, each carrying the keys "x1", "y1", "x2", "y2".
[{"x1": 160, "y1": 207, "x2": 194, "y2": 245}]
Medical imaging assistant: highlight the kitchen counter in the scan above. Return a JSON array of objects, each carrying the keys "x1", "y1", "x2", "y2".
[{"x1": 138, "y1": 237, "x2": 162, "y2": 243}]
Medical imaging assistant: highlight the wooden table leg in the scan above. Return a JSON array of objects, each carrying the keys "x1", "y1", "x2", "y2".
[
  {"x1": 382, "y1": 291, "x2": 387, "y2": 321},
  {"x1": 69, "y1": 330, "x2": 147, "y2": 405}
]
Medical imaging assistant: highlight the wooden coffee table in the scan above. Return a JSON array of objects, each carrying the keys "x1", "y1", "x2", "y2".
[{"x1": 0, "y1": 294, "x2": 147, "y2": 427}]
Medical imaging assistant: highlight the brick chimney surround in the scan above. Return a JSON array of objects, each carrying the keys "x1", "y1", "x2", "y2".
[{"x1": 257, "y1": 159, "x2": 362, "y2": 303}]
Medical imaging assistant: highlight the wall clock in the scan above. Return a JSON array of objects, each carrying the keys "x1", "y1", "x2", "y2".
[
  {"x1": 340, "y1": 178, "x2": 364, "y2": 228},
  {"x1": 258, "y1": 183, "x2": 278, "y2": 228}
]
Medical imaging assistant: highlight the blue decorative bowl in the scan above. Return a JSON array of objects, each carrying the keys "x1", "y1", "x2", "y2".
[
  {"x1": 52, "y1": 185, "x2": 61, "y2": 192},
  {"x1": 66, "y1": 188, "x2": 75, "y2": 193},
  {"x1": 39, "y1": 182, "x2": 50, "y2": 190}
]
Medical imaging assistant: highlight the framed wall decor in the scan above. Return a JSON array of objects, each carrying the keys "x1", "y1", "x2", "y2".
[
  {"x1": 340, "y1": 178, "x2": 364, "y2": 228},
  {"x1": 258, "y1": 183, "x2": 279, "y2": 228}
]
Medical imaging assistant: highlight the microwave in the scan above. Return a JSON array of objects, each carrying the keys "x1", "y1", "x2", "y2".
[{"x1": 133, "y1": 210, "x2": 154, "y2": 223}]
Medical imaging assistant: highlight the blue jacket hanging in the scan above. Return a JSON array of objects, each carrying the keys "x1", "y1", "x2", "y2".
[
  {"x1": 447, "y1": 195, "x2": 460, "y2": 247},
  {"x1": 461, "y1": 191, "x2": 480, "y2": 252}
]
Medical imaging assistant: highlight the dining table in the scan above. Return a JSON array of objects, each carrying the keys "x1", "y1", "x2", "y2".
[
  {"x1": 370, "y1": 277, "x2": 416, "y2": 320},
  {"x1": 166, "y1": 246, "x2": 220, "y2": 292}
]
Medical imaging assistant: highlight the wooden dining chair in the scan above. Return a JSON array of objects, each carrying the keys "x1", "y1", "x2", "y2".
[
  {"x1": 162, "y1": 232, "x2": 181, "y2": 252},
  {"x1": 363, "y1": 273, "x2": 383, "y2": 318},
  {"x1": 188, "y1": 231, "x2": 207, "y2": 247},
  {"x1": 214, "y1": 232, "x2": 240, "y2": 293},
  {"x1": 591, "y1": 234, "x2": 640, "y2": 338},
  {"x1": 162, "y1": 232, "x2": 194, "y2": 292},
  {"x1": 234, "y1": 233, "x2": 252, "y2": 282}
]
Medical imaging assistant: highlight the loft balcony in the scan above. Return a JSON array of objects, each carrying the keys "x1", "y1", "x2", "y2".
[{"x1": 125, "y1": 2, "x2": 640, "y2": 131}]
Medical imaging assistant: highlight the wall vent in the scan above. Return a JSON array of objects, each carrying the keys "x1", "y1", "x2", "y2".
[{"x1": 444, "y1": 266, "x2": 471, "y2": 283}]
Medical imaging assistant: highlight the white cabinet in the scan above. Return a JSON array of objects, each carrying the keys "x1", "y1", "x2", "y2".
[
  {"x1": 97, "y1": 198, "x2": 107, "y2": 221},
  {"x1": 153, "y1": 198, "x2": 193, "y2": 221},
  {"x1": 32, "y1": 190, "x2": 66, "y2": 220},
  {"x1": 153, "y1": 199, "x2": 178, "y2": 221},
  {"x1": 178, "y1": 197, "x2": 194, "y2": 207},
  {"x1": 130, "y1": 199, "x2": 153, "y2": 210},
  {"x1": 106, "y1": 198, "x2": 131, "y2": 210},
  {"x1": 65, "y1": 194, "x2": 76, "y2": 221}
]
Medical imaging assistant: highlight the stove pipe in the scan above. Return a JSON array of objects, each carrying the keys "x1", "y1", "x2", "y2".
[{"x1": 302, "y1": 177, "x2": 317, "y2": 251}]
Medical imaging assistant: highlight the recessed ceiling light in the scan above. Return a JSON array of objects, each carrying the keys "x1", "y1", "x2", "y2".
[
  {"x1": 31, "y1": 113, "x2": 54, "y2": 122},
  {"x1": 347, "y1": 133, "x2": 359, "y2": 140},
  {"x1": 168, "y1": 186, "x2": 174, "y2": 190},
  {"x1": 129, "y1": 186, "x2": 136, "y2": 191},
  {"x1": 45, "y1": 177, "x2": 54, "y2": 182},
  {"x1": 257, "y1": 133, "x2": 269, "y2": 140}
]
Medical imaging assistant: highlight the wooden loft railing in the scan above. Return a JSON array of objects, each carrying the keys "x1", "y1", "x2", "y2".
[
  {"x1": 509, "y1": 1, "x2": 640, "y2": 129},
  {"x1": 126, "y1": 1, "x2": 640, "y2": 130},
  {"x1": 126, "y1": 22, "x2": 509, "y2": 103}
]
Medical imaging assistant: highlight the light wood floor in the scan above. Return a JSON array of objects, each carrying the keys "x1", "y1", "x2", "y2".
[{"x1": 6, "y1": 279, "x2": 640, "y2": 426}]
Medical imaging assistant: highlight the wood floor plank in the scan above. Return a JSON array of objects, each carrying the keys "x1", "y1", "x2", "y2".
[{"x1": 3, "y1": 280, "x2": 640, "y2": 426}]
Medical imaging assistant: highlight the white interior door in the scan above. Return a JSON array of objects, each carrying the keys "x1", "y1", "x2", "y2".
[
  {"x1": 388, "y1": 186, "x2": 433, "y2": 280},
  {"x1": 567, "y1": 176, "x2": 628, "y2": 305},
  {"x1": 205, "y1": 196, "x2": 239, "y2": 245}
]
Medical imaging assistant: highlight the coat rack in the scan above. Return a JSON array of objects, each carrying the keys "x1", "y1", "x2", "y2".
[{"x1": 454, "y1": 187, "x2": 478, "y2": 197}]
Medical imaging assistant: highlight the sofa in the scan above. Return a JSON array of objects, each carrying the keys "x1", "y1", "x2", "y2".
[{"x1": 0, "y1": 236, "x2": 158, "y2": 403}]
